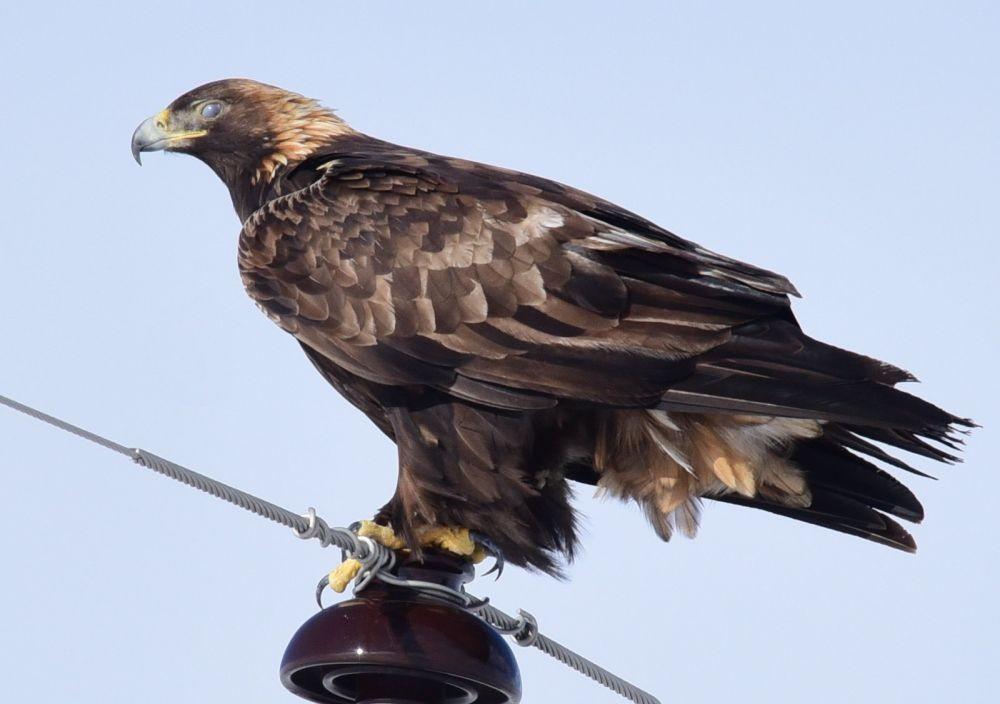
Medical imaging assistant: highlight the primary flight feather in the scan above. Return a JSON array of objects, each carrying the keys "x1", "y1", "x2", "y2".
[{"x1": 133, "y1": 79, "x2": 971, "y2": 573}]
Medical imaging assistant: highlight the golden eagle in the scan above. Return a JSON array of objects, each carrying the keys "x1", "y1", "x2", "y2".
[{"x1": 132, "y1": 79, "x2": 970, "y2": 574}]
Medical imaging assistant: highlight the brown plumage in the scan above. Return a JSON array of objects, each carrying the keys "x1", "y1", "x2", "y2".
[{"x1": 133, "y1": 79, "x2": 972, "y2": 574}]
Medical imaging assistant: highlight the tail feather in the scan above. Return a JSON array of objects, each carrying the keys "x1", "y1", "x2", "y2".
[
  {"x1": 659, "y1": 320, "x2": 973, "y2": 457},
  {"x1": 713, "y1": 487, "x2": 917, "y2": 552},
  {"x1": 845, "y1": 424, "x2": 965, "y2": 464},
  {"x1": 822, "y1": 424, "x2": 935, "y2": 477},
  {"x1": 790, "y1": 438, "x2": 924, "y2": 521},
  {"x1": 662, "y1": 368, "x2": 965, "y2": 437},
  {"x1": 706, "y1": 421, "x2": 952, "y2": 551}
]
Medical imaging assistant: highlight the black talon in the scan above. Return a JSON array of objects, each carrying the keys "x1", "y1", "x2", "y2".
[
  {"x1": 315, "y1": 574, "x2": 330, "y2": 609},
  {"x1": 471, "y1": 531, "x2": 505, "y2": 579}
]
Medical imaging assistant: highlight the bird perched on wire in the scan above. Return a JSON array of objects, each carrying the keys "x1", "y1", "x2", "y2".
[{"x1": 133, "y1": 79, "x2": 972, "y2": 575}]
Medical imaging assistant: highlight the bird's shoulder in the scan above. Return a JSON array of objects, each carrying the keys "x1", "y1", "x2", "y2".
[
  {"x1": 275, "y1": 135, "x2": 697, "y2": 250},
  {"x1": 237, "y1": 136, "x2": 795, "y2": 358}
]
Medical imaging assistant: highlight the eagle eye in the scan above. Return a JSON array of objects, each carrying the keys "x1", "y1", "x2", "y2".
[{"x1": 200, "y1": 102, "x2": 223, "y2": 119}]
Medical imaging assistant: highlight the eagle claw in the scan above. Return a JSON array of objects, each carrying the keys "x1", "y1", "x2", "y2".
[{"x1": 471, "y1": 531, "x2": 505, "y2": 579}]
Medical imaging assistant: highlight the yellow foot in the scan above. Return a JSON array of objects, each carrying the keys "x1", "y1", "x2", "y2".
[
  {"x1": 414, "y1": 525, "x2": 487, "y2": 563},
  {"x1": 326, "y1": 520, "x2": 487, "y2": 593},
  {"x1": 328, "y1": 558, "x2": 363, "y2": 593}
]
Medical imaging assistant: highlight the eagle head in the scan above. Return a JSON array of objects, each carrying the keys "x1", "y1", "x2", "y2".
[{"x1": 131, "y1": 78, "x2": 353, "y2": 187}]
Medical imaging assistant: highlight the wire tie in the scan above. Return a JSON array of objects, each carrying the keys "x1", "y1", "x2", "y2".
[
  {"x1": 292, "y1": 507, "x2": 320, "y2": 540},
  {"x1": 513, "y1": 609, "x2": 539, "y2": 648},
  {"x1": 353, "y1": 536, "x2": 385, "y2": 593}
]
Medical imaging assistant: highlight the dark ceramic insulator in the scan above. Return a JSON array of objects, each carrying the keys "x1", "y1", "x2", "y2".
[{"x1": 280, "y1": 553, "x2": 522, "y2": 704}]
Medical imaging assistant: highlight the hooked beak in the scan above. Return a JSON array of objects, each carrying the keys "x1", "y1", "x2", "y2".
[{"x1": 131, "y1": 109, "x2": 207, "y2": 164}]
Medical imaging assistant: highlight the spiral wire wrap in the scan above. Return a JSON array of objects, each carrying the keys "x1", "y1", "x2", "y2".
[{"x1": 1, "y1": 392, "x2": 660, "y2": 704}]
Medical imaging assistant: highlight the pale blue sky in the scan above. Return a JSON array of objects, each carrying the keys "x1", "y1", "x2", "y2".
[{"x1": 1, "y1": 2, "x2": 996, "y2": 702}]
